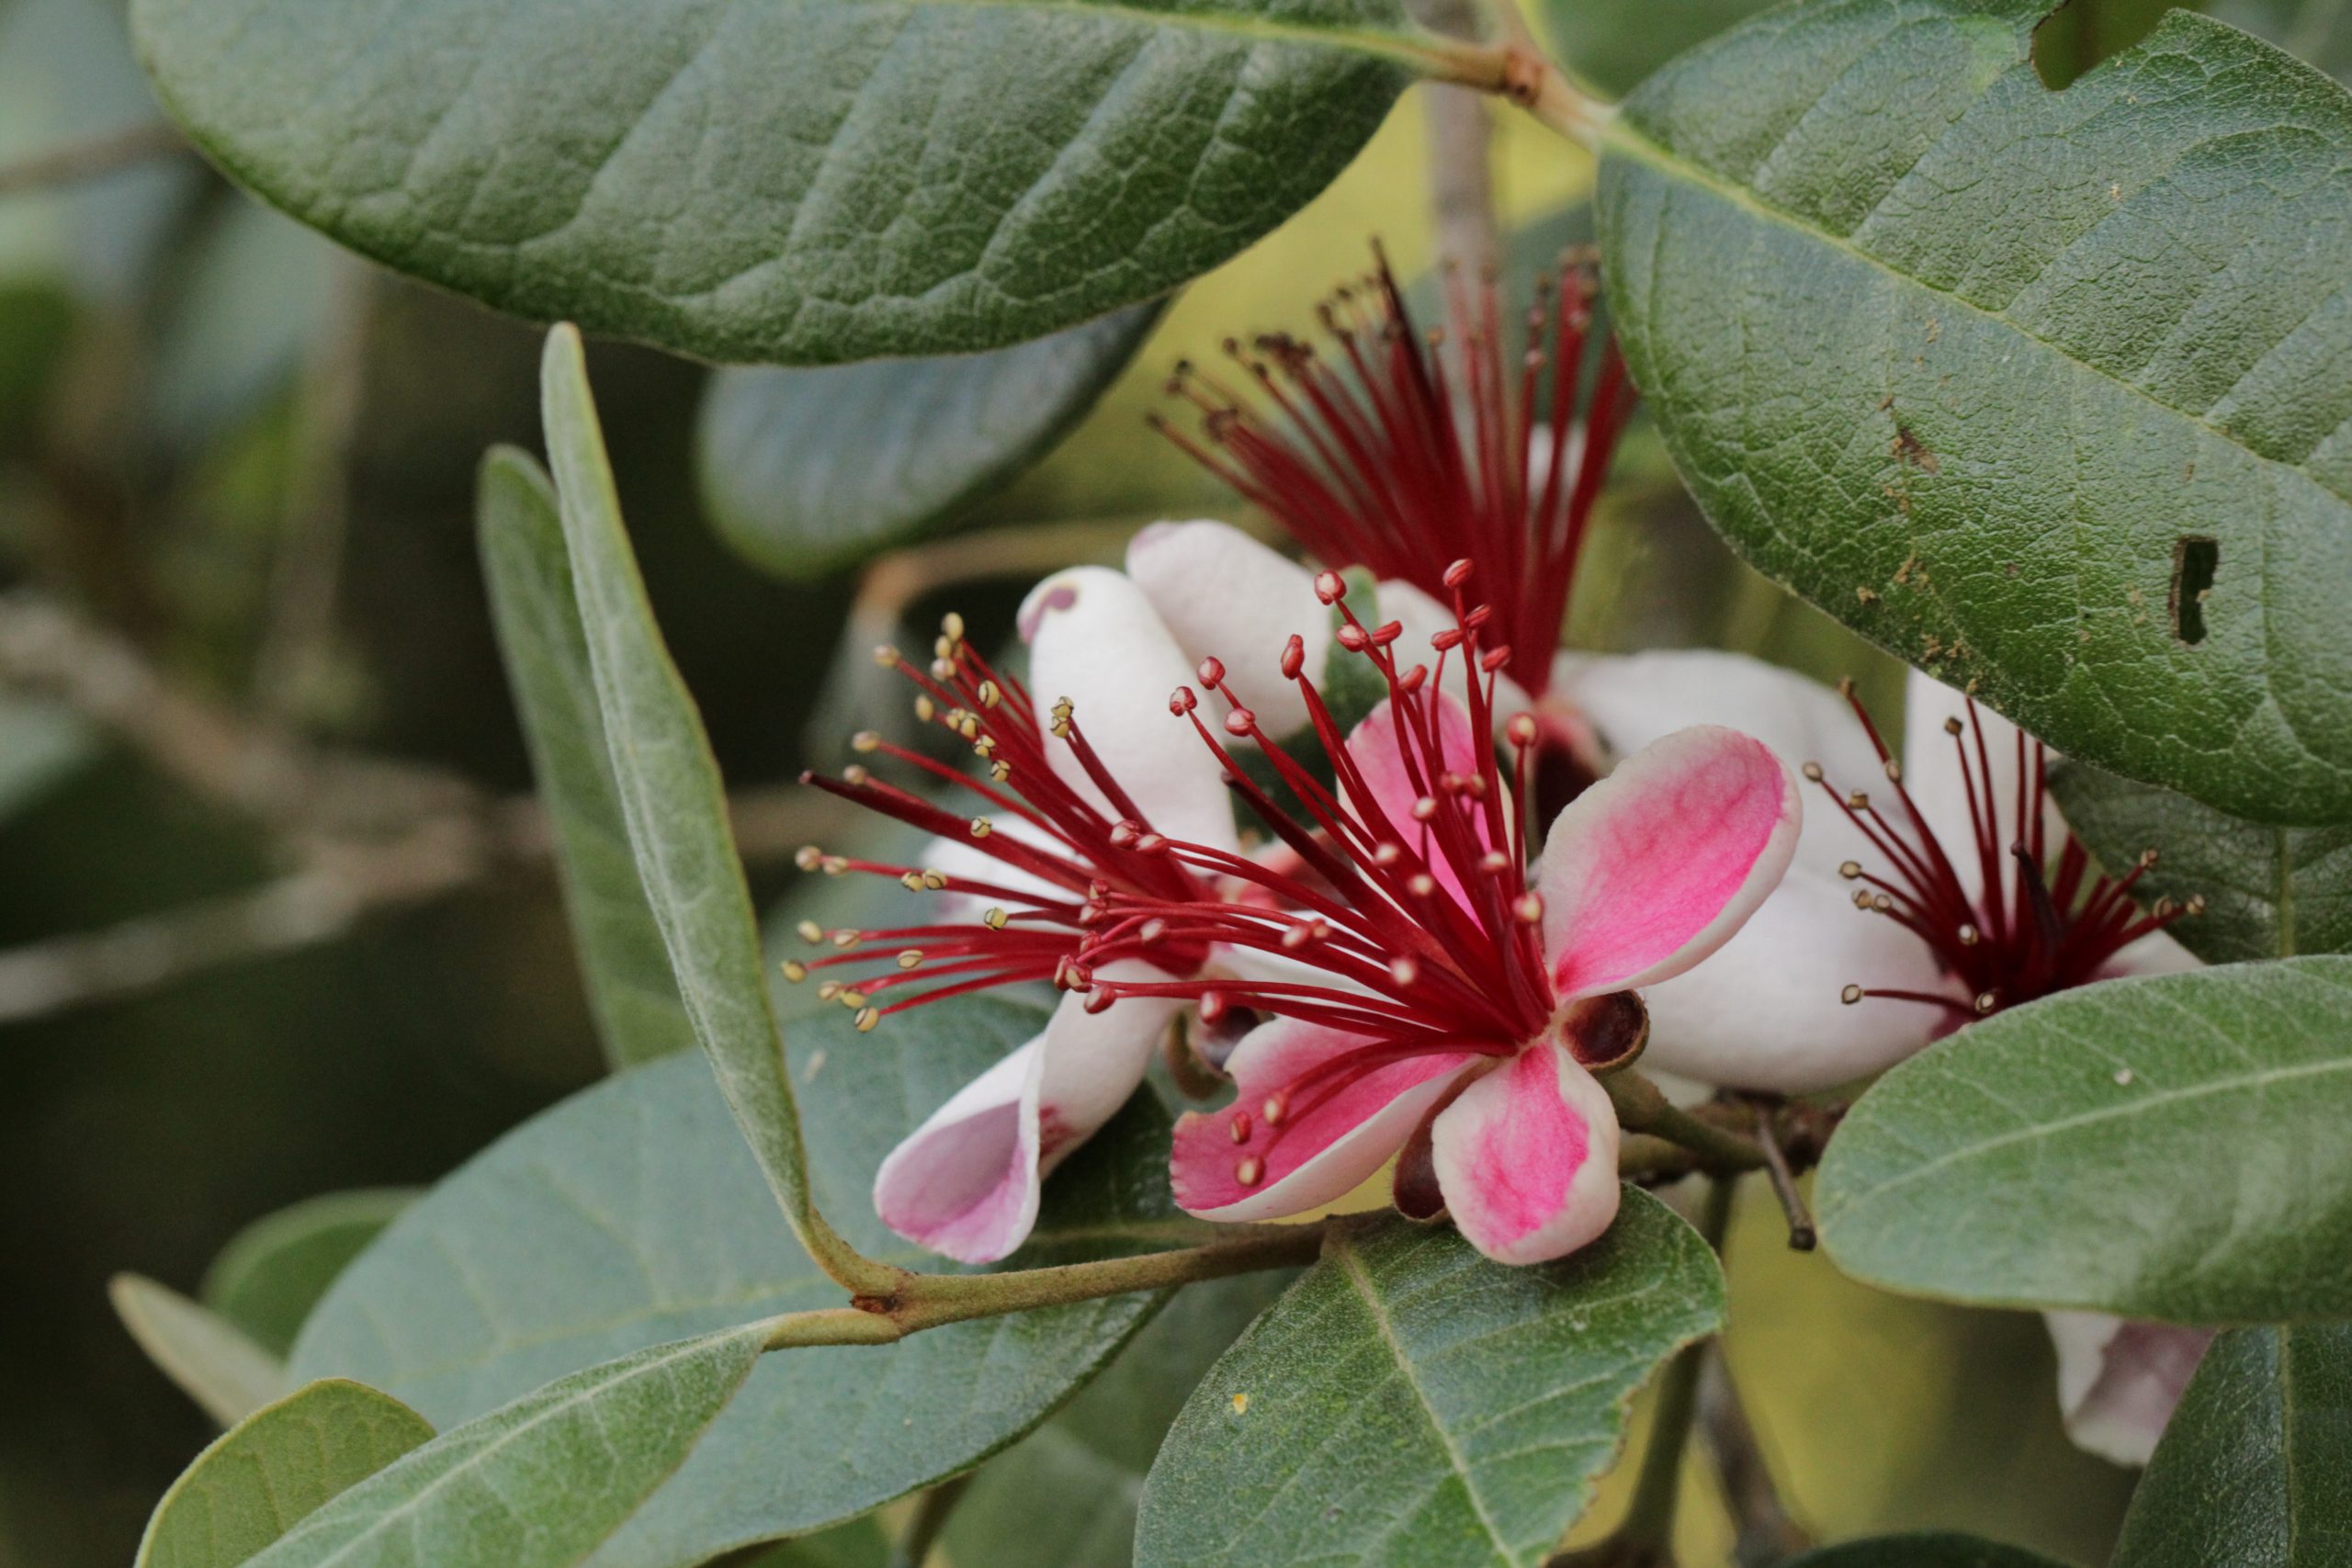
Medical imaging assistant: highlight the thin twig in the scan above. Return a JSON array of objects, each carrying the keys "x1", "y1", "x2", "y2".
[
  {"x1": 1408, "y1": 0, "x2": 1499, "y2": 279},
  {"x1": 1700, "y1": 1354, "x2": 1813, "y2": 1567},
  {"x1": 1604, "y1": 1070, "x2": 1768, "y2": 1172},
  {"x1": 1749, "y1": 1101, "x2": 1817, "y2": 1250},
  {"x1": 888, "y1": 1474, "x2": 975, "y2": 1568},
  {"x1": 0, "y1": 122, "x2": 187, "y2": 199}
]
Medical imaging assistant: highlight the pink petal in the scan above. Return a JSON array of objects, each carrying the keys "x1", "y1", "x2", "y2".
[
  {"x1": 874, "y1": 978, "x2": 1176, "y2": 1263},
  {"x1": 1537, "y1": 725, "x2": 1801, "y2": 999},
  {"x1": 1430, "y1": 1038, "x2": 1622, "y2": 1265},
  {"x1": 2046, "y1": 1311, "x2": 2214, "y2": 1467},
  {"x1": 1345, "y1": 693, "x2": 1496, "y2": 911},
  {"x1": 1170, "y1": 1017, "x2": 1478, "y2": 1223}
]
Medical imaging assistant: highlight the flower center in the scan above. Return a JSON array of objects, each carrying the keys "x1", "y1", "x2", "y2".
[
  {"x1": 1150, "y1": 243, "x2": 1633, "y2": 701},
  {"x1": 1815, "y1": 684, "x2": 2199, "y2": 1021}
]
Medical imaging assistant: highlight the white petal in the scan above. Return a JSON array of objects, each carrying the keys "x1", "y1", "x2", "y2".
[
  {"x1": 1125, "y1": 520, "x2": 1328, "y2": 739},
  {"x1": 1639, "y1": 866, "x2": 1946, "y2": 1092},
  {"x1": 1019, "y1": 566, "x2": 1238, "y2": 854},
  {"x1": 1901, "y1": 668, "x2": 2066, "y2": 904},
  {"x1": 2045, "y1": 1311, "x2": 2214, "y2": 1467},
  {"x1": 917, "y1": 819, "x2": 1065, "y2": 920}
]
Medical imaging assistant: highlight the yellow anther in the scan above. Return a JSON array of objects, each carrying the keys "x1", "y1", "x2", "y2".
[
  {"x1": 854, "y1": 1007, "x2": 880, "y2": 1033},
  {"x1": 781, "y1": 961, "x2": 808, "y2": 984},
  {"x1": 898, "y1": 950, "x2": 923, "y2": 970},
  {"x1": 985, "y1": 907, "x2": 1010, "y2": 930},
  {"x1": 797, "y1": 920, "x2": 824, "y2": 944},
  {"x1": 851, "y1": 730, "x2": 880, "y2": 753}
]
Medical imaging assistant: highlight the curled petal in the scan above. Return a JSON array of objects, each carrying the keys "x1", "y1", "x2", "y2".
[
  {"x1": 1430, "y1": 1039, "x2": 1622, "y2": 1265},
  {"x1": 1126, "y1": 520, "x2": 1328, "y2": 739},
  {"x1": 2046, "y1": 1311, "x2": 2214, "y2": 1467},
  {"x1": 1537, "y1": 726, "x2": 1802, "y2": 999},
  {"x1": 874, "y1": 976, "x2": 1176, "y2": 1263},
  {"x1": 1019, "y1": 566, "x2": 1238, "y2": 856},
  {"x1": 1639, "y1": 865, "x2": 1945, "y2": 1092},
  {"x1": 1170, "y1": 1018, "x2": 1478, "y2": 1223}
]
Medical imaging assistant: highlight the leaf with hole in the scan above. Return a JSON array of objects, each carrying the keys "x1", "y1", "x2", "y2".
[
  {"x1": 697, "y1": 303, "x2": 1158, "y2": 581},
  {"x1": 1816, "y1": 957, "x2": 2352, "y2": 1322},
  {"x1": 246, "y1": 1324, "x2": 767, "y2": 1568},
  {"x1": 201, "y1": 1190, "x2": 419, "y2": 1360},
  {"x1": 1599, "y1": 0, "x2": 2352, "y2": 825},
  {"x1": 1134, "y1": 1196, "x2": 1725, "y2": 1568},
  {"x1": 290, "y1": 997, "x2": 1198, "y2": 1567},
  {"x1": 2109, "y1": 1322, "x2": 2352, "y2": 1568},
  {"x1": 479, "y1": 446, "x2": 700, "y2": 1071},
  {"x1": 113, "y1": 1274, "x2": 288, "y2": 1427},
  {"x1": 136, "y1": 1379, "x2": 434, "y2": 1568},
  {"x1": 2051, "y1": 763, "x2": 2352, "y2": 964},
  {"x1": 131, "y1": 0, "x2": 1419, "y2": 365}
]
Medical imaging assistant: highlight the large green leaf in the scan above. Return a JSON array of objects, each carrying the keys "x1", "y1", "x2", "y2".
[
  {"x1": 2214, "y1": 0, "x2": 2352, "y2": 84},
  {"x1": 1544, "y1": 0, "x2": 1773, "y2": 99},
  {"x1": 291, "y1": 997, "x2": 1200, "y2": 1567},
  {"x1": 113, "y1": 1274, "x2": 289, "y2": 1427},
  {"x1": 697, "y1": 303, "x2": 1158, "y2": 581},
  {"x1": 538, "y1": 326, "x2": 848, "y2": 1260},
  {"x1": 1783, "y1": 1537, "x2": 2075, "y2": 1568},
  {"x1": 248, "y1": 1324, "x2": 767, "y2": 1568},
  {"x1": 1816, "y1": 958, "x2": 2352, "y2": 1322},
  {"x1": 131, "y1": 0, "x2": 1420, "y2": 367},
  {"x1": 1598, "y1": 0, "x2": 2352, "y2": 825},
  {"x1": 2052, "y1": 763, "x2": 2352, "y2": 964},
  {"x1": 137, "y1": 1379, "x2": 434, "y2": 1568},
  {"x1": 2109, "y1": 1323, "x2": 2352, "y2": 1568},
  {"x1": 1134, "y1": 1194, "x2": 1726, "y2": 1568},
  {"x1": 202, "y1": 1190, "x2": 420, "y2": 1359},
  {"x1": 944, "y1": 1272, "x2": 1294, "y2": 1568},
  {"x1": 478, "y1": 446, "x2": 699, "y2": 1070}
]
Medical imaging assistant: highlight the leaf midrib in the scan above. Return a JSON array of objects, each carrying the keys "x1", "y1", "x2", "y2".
[
  {"x1": 1826, "y1": 1052, "x2": 2352, "y2": 1217},
  {"x1": 1599, "y1": 117, "x2": 2347, "y2": 510}
]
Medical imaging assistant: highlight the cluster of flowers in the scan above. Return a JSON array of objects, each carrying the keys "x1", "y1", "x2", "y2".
[{"x1": 789, "y1": 253, "x2": 2205, "y2": 1465}]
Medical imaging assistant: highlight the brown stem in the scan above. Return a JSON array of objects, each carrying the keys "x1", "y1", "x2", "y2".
[
  {"x1": 1700, "y1": 1353, "x2": 1812, "y2": 1566},
  {"x1": 1749, "y1": 1101, "x2": 1817, "y2": 1250}
]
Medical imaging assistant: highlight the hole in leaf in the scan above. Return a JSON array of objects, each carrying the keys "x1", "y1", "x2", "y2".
[
  {"x1": 2031, "y1": 0, "x2": 2172, "y2": 89},
  {"x1": 2170, "y1": 536, "x2": 2217, "y2": 646}
]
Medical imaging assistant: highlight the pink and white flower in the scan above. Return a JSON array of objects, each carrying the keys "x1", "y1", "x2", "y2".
[{"x1": 1069, "y1": 567, "x2": 1802, "y2": 1265}]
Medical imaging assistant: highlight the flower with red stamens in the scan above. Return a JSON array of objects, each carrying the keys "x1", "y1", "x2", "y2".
[
  {"x1": 1148, "y1": 246, "x2": 1632, "y2": 702},
  {"x1": 791, "y1": 569, "x2": 1246, "y2": 1263},
  {"x1": 1069, "y1": 565, "x2": 1800, "y2": 1265}
]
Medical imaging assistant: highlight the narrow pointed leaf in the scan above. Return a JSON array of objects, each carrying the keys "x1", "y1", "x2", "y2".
[
  {"x1": 131, "y1": 0, "x2": 1419, "y2": 365},
  {"x1": 201, "y1": 1190, "x2": 420, "y2": 1359},
  {"x1": 1135, "y1": 1195, "x2": 1726, "y2": 1568},
  {"x1": 136, "y1": 1380, "x2": 434, "y2": 1568},
  {"x1": 1599, "y1": 0, "x2": 2352, "y2": 825},
  {"x1": 479, "y1": 446, "x2": 698, "y2": 1070},
  {"x1": 696, "y1": 304, "x2": 1158, "y2": 581},
  {"x1": 538, "y1": 326, "x2": 843, "y2": 1261},
  {"x1": 245, "y1": 1323, "x2": 767, "y2": 1568},
  {"x1": 2109, "y1": 1323, "x2": 2352, "y2": 1568},
  {"x1": 2051, "y1": 763, "x2": 2352, "y2": 964},
  {"x1": 292, "y1": 997, "x2": 1197, "y2": 1566},
  {"x1": 113, "y1": 1274, "x2": 288, "y2": 1427},
  {"x1": 1816, "y1": 958, "x2": 2352, "y2": 1322}
]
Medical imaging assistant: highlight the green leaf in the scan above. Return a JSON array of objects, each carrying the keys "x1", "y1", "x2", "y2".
[
  {"x1": 291, "y1": 997, "x2": 1196, "y2": 1566},
  {"x1": 136, "y1": 1379, "x2": 434, "y2": 1568},
  {"x1": 945, "y1": 1272, "x2": 1295, "y2": 1568},
  {"x1": 1134, "y1": 1193, "x2": 1726, "y2": 1568},
  {"x1": 696, "y1": 304, "x2": 1159, "y2": 581},
  {"x1": 2110, "y1": 1323, "x2": 2352, "y2": 1568},
  {"x1": 478, "y1": 446, "x2": 700, "y2": 1071},
  {"x1": 1544, "y1": 0, "x2": 1774, "y2": 99},
  {"x1": 538, "y1": 326, "x2": 849, "y2": 1263},
  {"x1": 1598, "y1": 0, "x2": 2352, "y2": 825},
  {"x1": 1782, "y1": 1536, "x2": 2076, "y2": 1568},
  {"x1": 2051, "y1": 763, "x2": 2352, "y2": 964},
  {"x1": 247, "y1": 1323, "x2": 768, "y2": 1568},
  {"x1": 113, "y1": 1273, "x2": 288, "y2": 1427},
  {"x1": 2212, "y1": 0, "x2": 2352, "y2": 85},
  {"x1": 131, "y1": 0, "x2": 1420, "y2": 367},
  {"x1": 1816, "y1": 957, "x2": 2352, "y2": 1322},
  {"x1": 202, "y1": 1189, "x2": 421, "y2": 1359}
]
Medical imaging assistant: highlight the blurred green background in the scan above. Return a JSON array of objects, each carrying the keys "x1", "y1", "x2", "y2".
[{"x1": 0, "y1": 0, "x2": 2187, "y2": 1561}]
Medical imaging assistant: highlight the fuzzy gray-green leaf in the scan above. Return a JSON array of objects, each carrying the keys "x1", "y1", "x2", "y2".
[
  {"x1": 131, "y1": 0, "x2": 1416, "y2": 365},
  {"x1": 1600, "y1": 0, "x2": 2352, "y2": 825},
  {"x1": 1816, "y1": 958, "x2": 2352, "y2": 1322},
  {"x1": 202, "y1": 1190, "x2": 421, "y2": 1359},
  {"x1": 1134, "y1": 1195, "x2": 1725, "y2": 1568}
]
